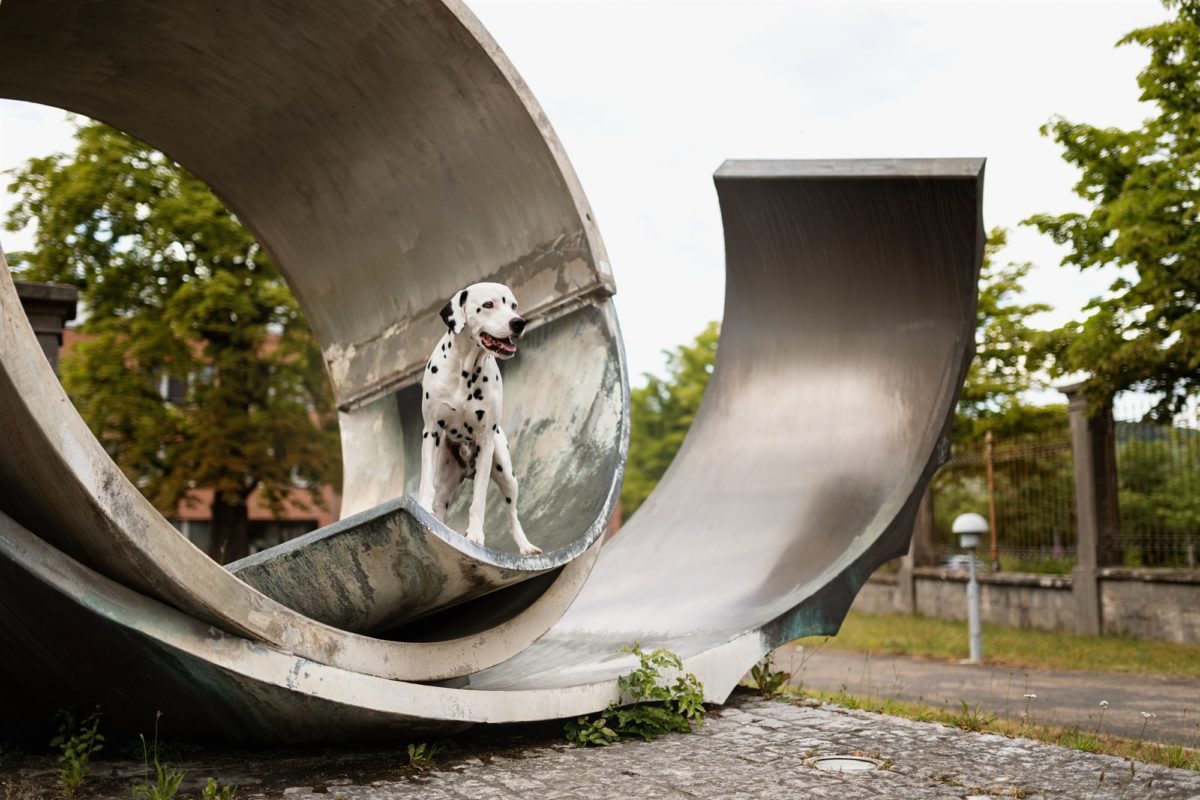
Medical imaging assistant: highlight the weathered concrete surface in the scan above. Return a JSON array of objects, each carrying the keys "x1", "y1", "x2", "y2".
[
  {"x1": 4, "y1": 693, "x2": 1198, "y2": 799},
  {"x1": 780, "y1": 646, "x2": 1200, "y2": 746},
  {"x1": 1100, "y1": 570, "x2": 1200, "y2": 644}
]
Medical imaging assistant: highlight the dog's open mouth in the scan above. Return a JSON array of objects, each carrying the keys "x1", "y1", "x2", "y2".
[{"x1": 481, "y1": 332, "x2": 518, "y2": 357}]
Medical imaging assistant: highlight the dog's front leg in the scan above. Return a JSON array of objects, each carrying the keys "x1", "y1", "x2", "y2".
[
  {"x1": 491, "y1": 429, "x2": 541, "y2": 555},
  {"x1": 417, "y1": 429, "x2": 438, "y2": 511},
  {"x1": 464, "y1": 437, "x2": 494, "y2": 547}
]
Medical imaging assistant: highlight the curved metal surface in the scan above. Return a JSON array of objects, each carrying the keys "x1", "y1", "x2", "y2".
[
  {"x1": 0, "y1": 0, "x2": 622, "y2": 682},
  {"x1": 1, "y1": 157, "x2": 981, "y2": 741},
  {"x1": 0, "y1": 0, "x2": 983, "y2": 744},
  {"x1": 467, "y1": 157, "x2": 984, "y2": 690},
  {"x1": 228, "y1": 304, "x2": 627, "y2": 634}
]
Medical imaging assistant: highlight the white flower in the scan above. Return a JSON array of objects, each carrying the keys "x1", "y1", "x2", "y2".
[
  {"x1": 1023, "y1": 693, "x2": 1037, "y2": 699},
  {"x1": 1141, "y1": 712, "x2": 1157, "y2": 719},
  {"x1": 1099, "y1": 700, "x2": 1109, "y2": 708}
]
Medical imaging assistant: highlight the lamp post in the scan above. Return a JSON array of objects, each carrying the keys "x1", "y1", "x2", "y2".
[{"x1": 952, "y1": 512, "x2": 987, "y2": 664}]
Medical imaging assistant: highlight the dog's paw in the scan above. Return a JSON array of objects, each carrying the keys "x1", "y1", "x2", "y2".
[
  {"x1": 519, "y1": 543, "x2": 543, "y2": 556},
  {"x1": 465, "y1": 528, "x2": 485, "y2": 547}
]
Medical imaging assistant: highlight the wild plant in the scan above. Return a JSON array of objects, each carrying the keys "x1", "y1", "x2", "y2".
[
  {"x1": 49, "y1": 710, "x2": 104, "y2": 797},
  {"x1": 565, "y1": 645, "x2": 705, "y2": 747}
]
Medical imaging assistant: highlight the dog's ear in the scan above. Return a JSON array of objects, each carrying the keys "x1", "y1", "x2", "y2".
[{"x1": 440, "y1": 290, "x2": 468, "y2": 334}]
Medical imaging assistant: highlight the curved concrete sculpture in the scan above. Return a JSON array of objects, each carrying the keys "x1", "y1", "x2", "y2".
[
  {"x1": 0, "y1": 0, "x2": 984, "y2": 742},
  {"x1": 0, "y1": 0, "x2": 623, "y2": 683}
]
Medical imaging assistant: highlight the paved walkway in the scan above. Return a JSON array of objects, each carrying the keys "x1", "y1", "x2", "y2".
[
  {"x1": 4, "y1": 691, "x2": 1200, "y2": 799},
  {"x1": 777, "y1": 645, "x2": 1200, "y2": 746}
]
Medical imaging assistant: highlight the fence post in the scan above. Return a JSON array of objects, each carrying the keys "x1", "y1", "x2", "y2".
[
  {"x1": 1060, "y1": 382, "x2": 1120, "y2": 636},
  {"x1": 985, "y1": 431, "x2": 999, "y2": 571},
  {"x1": 896, "y1": 484, "x2": 936, "y2": 613},
  {"x1": 14, "y1": 281, "x2": 78, "y2": 377}
]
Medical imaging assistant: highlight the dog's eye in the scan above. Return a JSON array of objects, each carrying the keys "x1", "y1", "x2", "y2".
[{"x1": 482, "y1": 301, "x2": 494, "y2": 309}]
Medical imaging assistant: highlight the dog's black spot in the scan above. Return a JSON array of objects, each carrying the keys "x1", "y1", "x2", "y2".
[
  {"x1": 476, "y1": 307, "x2": 481, "y2": 313},
  {"x1": 423, "y1": 432, "x2": 428, "y2": 439},
  {"x1": 483, "y1": 377, "x2": 488, "y2": 382},
  {"x1": 473, "y1": 388, "x2": 483, "y2": 400},
  {"x1": 461, "y1": 370, "x2": 468, "y2": 379},
  {"x1": 492, "y1": 425, "x2": 498, "y2": 433},
  {"x1": 448, "y1": 340, "x2": 452, "y2": 349},
  {"x1": 425, "y1": 392, "x2": 429, "y2": 399},
  {"x1": 445, "y1": 502, "x2": 449, "y2": 509},
  {"x1": 438, "y1": 420, "x2": 446, "y2": 428},
  {"x1": 505, "y1": 497, "x2": 512, "y2": 504},
  {"x1": 459, "y1": 289, "x2": 468, "y2": 307},
  {"x1": 431, "y1": 366, "x2": 438, "y2": 373},
  {"x1": 475, "y1": 367, "x2": 481, "y2": 374},
  {"x1": 466, "y1": 424, "x2": 473, "y2": 434},
  {"x1": 440, "y1": 301, "x2": 455, "y2": 331},
  {"x1": 476, "y1": 409, "x2": 485, "y2": 421},
  {"x1": 450, "y1": 428, "x2": 457, "y2": 435}
]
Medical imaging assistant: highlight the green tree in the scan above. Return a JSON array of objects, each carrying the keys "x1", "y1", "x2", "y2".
[
  {"x1": 621, "y1": 322, "x2": 719, "y2": 516},
  {"x1": 1025, "y1": 0, "x2": 1200, "y2": 418},
  {"x1": 954, "y1": 228, "x2": 1064, "y2": 446},
  {"x1": 5, "y1": 122, "x2": 340, "y2": 562}
]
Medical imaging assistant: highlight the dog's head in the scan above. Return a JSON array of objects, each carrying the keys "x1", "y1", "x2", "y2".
[{"x1": 440, "y1": 282, "x2": 527, "y2": 360}]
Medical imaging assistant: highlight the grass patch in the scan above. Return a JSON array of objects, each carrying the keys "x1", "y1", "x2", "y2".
[
  {"x1": 796, "y1": 686, "x2": 1200, "y2": 772},
  {"x1": 806, "y1": 611, "x2": 1200, "y2": 679}
]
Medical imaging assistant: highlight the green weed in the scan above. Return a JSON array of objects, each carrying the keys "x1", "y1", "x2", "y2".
[
  {"x1": 130, "y1": 713, "x2": 186, "y2": 800},
  {"x1": 405, "y1": 742, "x2": 440, "y2": 772},
  {"x1": 749, "y1": 654, "x2": 791, "y2": 699},
  {"x1": 201, "y1": 777, "x2": 238, "y2": 800},
  {"x1": 565, "y1": 645, "x2": 705, "y2": 747},
  {"x1": 50, "y1": 710, "x2": 104, "y2": 797},
  {"x1": 951, "y1": 700, "x2": 995, "y2": 732}
]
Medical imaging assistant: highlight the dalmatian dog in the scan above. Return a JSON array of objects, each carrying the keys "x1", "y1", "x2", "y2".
[{"x1": 417, "y1": 282, "x2": 541, "y2": 555}]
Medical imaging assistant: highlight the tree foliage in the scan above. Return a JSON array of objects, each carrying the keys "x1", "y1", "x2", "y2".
[
  {"x1": 954, "y1": 228, "x2": 1064, "y2": 445},
  {"x1": 620, "y1": 322, "x2": 718, "y2": 516},
  {"x1": 5, "y1": 122, "x2": 340, "y2": 561},
  {"x1": 1025, "y1": 0, "x2": 1200, "y2": 418}
]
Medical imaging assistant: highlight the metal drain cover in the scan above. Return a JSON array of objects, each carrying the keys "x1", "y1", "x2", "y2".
[{"x1": 812, "y1": 755, "x2": 880, "y2": 772}]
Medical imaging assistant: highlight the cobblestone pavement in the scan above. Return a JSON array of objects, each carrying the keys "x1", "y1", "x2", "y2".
[{"x1": 4, "y1": 691, "x2": 1199, "y2": 799}]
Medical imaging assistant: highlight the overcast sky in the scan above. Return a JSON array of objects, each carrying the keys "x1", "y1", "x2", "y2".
[{"x1": 0, "y1": 0, "x2": 1171, "y2": 388}]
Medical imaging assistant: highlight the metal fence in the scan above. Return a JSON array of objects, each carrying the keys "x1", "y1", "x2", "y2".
[
  {"x1": 1114, "y1": 395, "x2": 1200, "y2": 569},
  {"x1": 931, "y1": 431, "x2": 1076, "y2": 573},
  {"x1": 930, "y1": 395, "x2": 1200, "y2": 573}
]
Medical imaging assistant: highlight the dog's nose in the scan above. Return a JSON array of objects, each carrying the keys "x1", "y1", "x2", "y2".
[{"x1": 509, "y1": 316, "x2": 527, "y2": 336}]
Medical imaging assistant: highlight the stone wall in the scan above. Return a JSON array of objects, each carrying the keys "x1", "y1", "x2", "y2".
[
  {"x1": 1099, "y1": 568, "x2": 1200, "y2": 643},
  {"x1": 852, "y1": 567, "x2": 1200, "y2": 644}
]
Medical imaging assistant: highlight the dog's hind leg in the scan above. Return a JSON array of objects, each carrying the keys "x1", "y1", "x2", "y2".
[
  {"x1": 491, "y1": 429, "x2": 540, "y2": 556},
  {"x1": 431, "y1": 439, "x2": 465, "y2": 523}
]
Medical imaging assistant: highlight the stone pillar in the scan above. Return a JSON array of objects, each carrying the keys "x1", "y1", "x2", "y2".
[
  {"x1": 1060, "y1": 382, "x2": 1120, "y2": 636},
  {"x1": 14, "y1": 281, "x2": 78, "y2": 376},
  {"x1": 896, "y1": 484, "x2": 936, "y2": 613}
]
